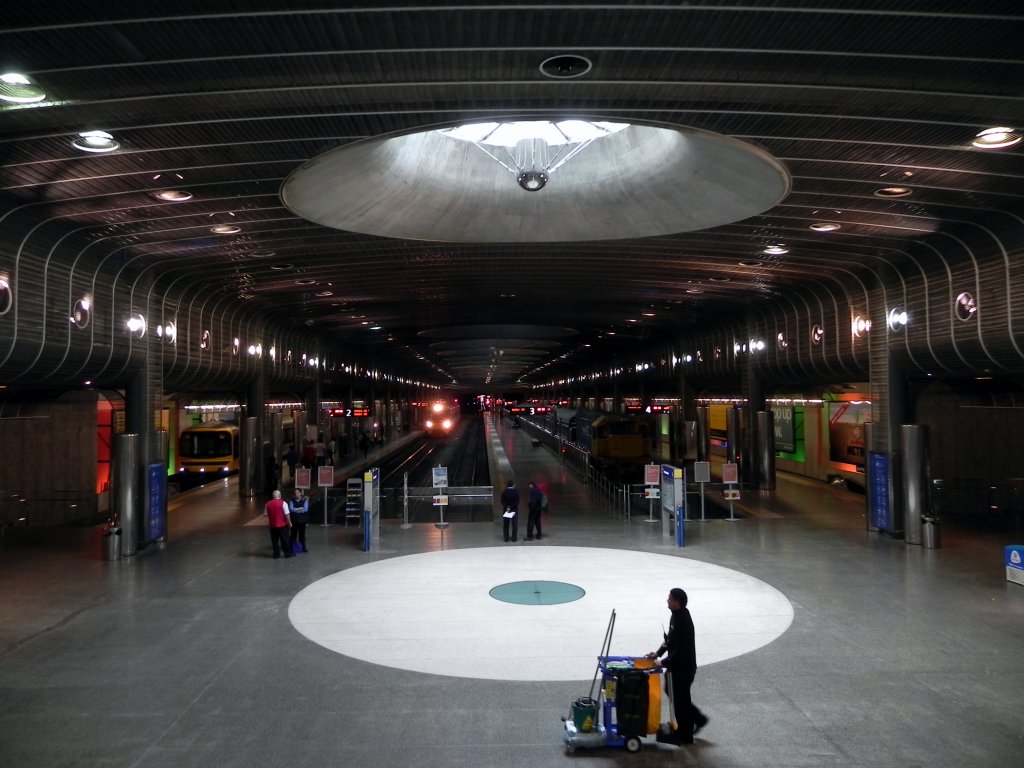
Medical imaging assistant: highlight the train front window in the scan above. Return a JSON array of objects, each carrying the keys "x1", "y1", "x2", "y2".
[{"x1": 180, "y1": 432, "x2": 233, "y2": 458}]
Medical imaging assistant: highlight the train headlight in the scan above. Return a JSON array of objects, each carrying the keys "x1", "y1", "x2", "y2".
[
  {"x1": 199, "y1": 468, "x2": 206, "y2": 473},
  {"x1": 443, "y1": 419, "x2": 453, "y2": 429},
  {"x1": 425, "y1": 419, "x2": 434, "y2": 429},
  {"x1": 222, "y1": 466, "x2": 229, "y2": 472}
]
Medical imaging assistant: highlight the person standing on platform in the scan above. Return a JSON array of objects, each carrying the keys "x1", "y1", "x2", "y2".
[
  {"x1": 646, "y1": 587, "x2": 708, "y2": 745},
  {"x1": 301, "y1": 439, "x2": 316, "y2": 469},
  {"x1": 288, "y1": 488, "x2": 309, "y2": 554},
  {"x1": 500, "y1": 480, "x2": 519, "y2": 542},
  {"x1": 284, "y1": 445, "x2": 299, "y2": 482},
  {"x1": 264, "y1": 490, "x2": 292, "y2": 559},
  {"x1": 525, "y1": 481, "x2": 543, "y2": 540}
]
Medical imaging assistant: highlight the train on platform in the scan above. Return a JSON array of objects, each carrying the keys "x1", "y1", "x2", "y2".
[
  {"x1": 176, "y1": 421, "x2": 241, "y2": 486},
  {"x1": 422, "y1": 399, "x2": 459, "y2": 438},
  {"x1": 538, "y1": 407, "x2": 654, "y2": 481}
]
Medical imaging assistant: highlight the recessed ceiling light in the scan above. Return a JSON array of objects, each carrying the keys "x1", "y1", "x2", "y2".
[
  {"x1": 72, "y1": 130, "x2": 119, "y2": 153},
  {"x1": 708, "y1": 276, "x2": 731, "y2": 282},
  {"x1": 249, "y1": 250, "x2": 275, "y2": 258},
  {"x1": 738, "y1": 260, "x2": 763, "y2": 268},
  {"x1": 315, "y1": 290, "x2": 333, "y2": 297},
  {"x1": 763, "y1": 245, "x2": 788, "y2": 255},
  {"x1": 0, "y1": 72, "x2": 45, "y2": 103},
  {"x1": 685, "y1": 288, "x2": 704, "y2": 294},
  {"x1": 295, "y1": 278, "x2": 317, "y2": 286},
  {"x1": 539, "y1": 54, "x2": 593, "y2": 79},
  {"x1": 210, "y1": 224, "x2": 240, "y2": 234},
  {"x1": 154, "y1": 189, "x2": 192, "y2": 202},
  {"x1": 874, "y1": 186, "x2": 912, "y2": 197},
  {"x1": 809, "y1": 222, "x2": 841, "y2": 232},
  {"x1": 972, "y1": 126, "x2": 1021, "y2": 149},
  {"x1": 270, "y1": 263, "x2": 293, "y2": 270}
]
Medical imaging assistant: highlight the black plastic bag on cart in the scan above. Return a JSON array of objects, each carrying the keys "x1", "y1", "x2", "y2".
[{"x1": 615, "y1": 670, "x2": 649, "y2": 736}]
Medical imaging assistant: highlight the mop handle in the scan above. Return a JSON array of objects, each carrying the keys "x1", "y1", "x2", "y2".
[{"x1": 587, "y1": 609, "x2": 616, "y2": 701}]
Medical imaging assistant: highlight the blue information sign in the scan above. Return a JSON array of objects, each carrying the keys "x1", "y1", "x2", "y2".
[
  {"x1": 147, "y1": 462, "x2": 167, "y2": 542},
  {"x1": 868, "y1": 452, "x2": 890, "y2": 531},
  {"x1": 1006, "y1": 545, "x2": 1024, "y2": 587}
]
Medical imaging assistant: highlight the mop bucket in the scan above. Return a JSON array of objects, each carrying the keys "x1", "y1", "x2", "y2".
[{"x1": 572, "y1": 697, "x2": 598, "y2": 732}]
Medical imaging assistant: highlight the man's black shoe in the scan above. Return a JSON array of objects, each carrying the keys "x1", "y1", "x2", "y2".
[{"x1": 693, "y1": 715, "x2": 709, "y2": 736}]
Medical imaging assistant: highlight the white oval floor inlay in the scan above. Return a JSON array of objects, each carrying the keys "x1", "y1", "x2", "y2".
[{"x1": 289, "y1": 546, "x2": 793, "y2": 681}]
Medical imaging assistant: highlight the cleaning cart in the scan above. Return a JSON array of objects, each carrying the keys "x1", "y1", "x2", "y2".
[{"x1": 562, "y1": 611, "x2": 666, "y2": 753}]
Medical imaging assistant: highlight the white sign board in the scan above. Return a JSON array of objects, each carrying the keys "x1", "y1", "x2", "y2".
[
  {"x1": 693, "y1": 461, "x2": 711, "y2": 484},
  {"x1": 432, "y1": 466, "x2": 448, "y2": 488},
  {"x1": 645, "y1": 464, "x2": 661, "y2": 485}
]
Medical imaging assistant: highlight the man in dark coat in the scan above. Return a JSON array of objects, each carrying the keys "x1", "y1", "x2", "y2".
[
  {"x1": 499, "y1": 480, "x2": 519, "y2": 542},
  {"x1": 646, "y1": 587, "x2": 709, "y2": 745},
  {"x1": 525, "y1": 481, "x2": 543, "y2": 540}
]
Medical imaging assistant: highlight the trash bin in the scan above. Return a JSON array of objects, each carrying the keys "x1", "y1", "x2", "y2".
[
  {"x1": 101, "y1": 526, "x2": 122, "y2": 560},
  {"x1": 922, "y1": 516, "x2": 941, "y2": 549}
]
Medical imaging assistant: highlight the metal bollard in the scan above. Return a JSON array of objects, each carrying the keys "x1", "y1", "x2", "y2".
[
  {"x1": 101, "y1": 526, "x2": 122, "y2": 560},
  {"x1": 922, "y1": 517, "x2": 941, "y2": 549}
]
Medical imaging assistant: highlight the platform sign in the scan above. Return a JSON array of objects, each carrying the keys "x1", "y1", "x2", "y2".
[
  {"x1": 645, "y1": 463, "x2": 661, "y2": 485},
  {"x1": 693, "y1": 461, "x2": 711, "y2": 484},
  {"x1": 294, "y1": 467, "x2": 311, "y2": 489},
  {"x1": 317, "y1": 466, "x2": 334, "y2": 487},
  {"x1": 868, "y1": 452, "x2": 891, "y2": 531},
  {"x1": 432, "y1": 466, "x2": 448, "y2": 488},
  {"x1": 432, "y1": 495, "x2": 449, "y2": 506},
  {"x1": 1006, "y1": 545, "x2": 1024, "y2": 586},
  {"x1": 644, "y1": 487, "x2": 660, "y2": 499},
  {"x1": 723, "y1": 489, "x2": 741, "y2": 500},
  {"x1": 722, "y1": 463, "x2": 739, "y2": 484}
]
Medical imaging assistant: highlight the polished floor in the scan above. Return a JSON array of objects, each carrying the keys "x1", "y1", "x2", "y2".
[{"x1": 1, "y1": 415, "x2": 1022, "y2": 767}]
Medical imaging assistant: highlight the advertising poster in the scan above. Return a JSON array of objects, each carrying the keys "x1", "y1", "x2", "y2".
[
  {"x1": 771, "y1": 404, "x2": 795, "y2": 453},
  {"x1": 827, "y1": 401, "x2": 869, "y2": 467}
]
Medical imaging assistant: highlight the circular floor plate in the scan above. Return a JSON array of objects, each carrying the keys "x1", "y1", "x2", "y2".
[{"x1": 489, "y1": 580, "x2": 585, "y2": 605}]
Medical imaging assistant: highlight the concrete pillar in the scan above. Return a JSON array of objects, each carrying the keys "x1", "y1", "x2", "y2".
[
  {"x1": 901, "y1": 424, "x2": 929, "y2": 545},
  {"x1": 756, "y1": 410, "x2": 776, "y2": 490}
]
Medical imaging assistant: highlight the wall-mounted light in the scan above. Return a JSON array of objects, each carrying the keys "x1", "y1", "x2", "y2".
[
  {"x1": 163, "y1": 321, "x2": 177, "y2": 344},
  {"x1": 776, "y1": 332, "x2": 788, "y2": 350},
  {"x1": 851, "y1": 315, "x2": 872, "y2": 338},
  {"x1": 200, "y1": 330, "x2": 211, "y2": 350},
  {"x1": 811, "y1": 324, "x2": 825, "y2": 345},
  {"x1": 887, "y1": 308, "x2": 909, "y2": 332},
  {"x1": 232, "y1": 337, "x2": 240, "y2": 355},
  {"x1": 68, "y1": 297, "x2": 92, "y2": 328},
  {"x1": 126, "y1": 314, "x2": 147, "y2": 338},
  {"x1": 0, "y1": 276, "x2": 12, "y2": 316},
  {"x1": 749, "y1": 338, "x2": 766, "y2": 351},
  {"x1": 955, "y1": 292, "x2": 977, "y2": 321}
]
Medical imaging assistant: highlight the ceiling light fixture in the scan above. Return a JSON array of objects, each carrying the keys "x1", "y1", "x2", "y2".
[
  {"x1": 0, "y1": 277, "x2": 13, "y2": 315},
  {"x1": 0, "y1": 72, "x2": 46, "y2": 103},
  {"x1": 874, "y1": 186, "x2": 912, "y2": 198},
  {"x1": 972, "y1": 127, "x2": 1021, "y2": 149},
  {"x1": 72, "y1": 130, "x2": 119, "y2": 153},
  {"x1": 154, "y1": 189, "x2": 192, "y2": 202},
  {"x1": 809, "y1": 222, "x2": 841, "y2": 232},
  {"x1": 438, "y1": 119, "x2": 629, "y2": 192},
  {"x1": 763, "y1": 244, "x2": 788, "y2": 255},
  {"x1": 210, "y1": 224, "x2": 240, "y2": 234}
]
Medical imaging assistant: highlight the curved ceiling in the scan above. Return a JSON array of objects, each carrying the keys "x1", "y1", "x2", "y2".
[{"x1": 0, "y1": 3, "x2": 1021, "y2": 390}]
